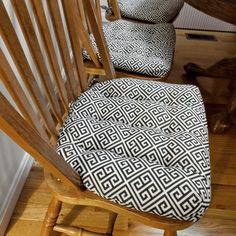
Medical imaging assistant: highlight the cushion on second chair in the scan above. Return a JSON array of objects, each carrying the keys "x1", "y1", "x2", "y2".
[
  {"x1": 84, "y1": 20, "x2": 176, "y2": 77},
  {"x1": 57, "y1": 78, "x2": 211, "y2": 222},
  {"x1": 116, "y1": 0, "x2": 184, "y2": 23}
]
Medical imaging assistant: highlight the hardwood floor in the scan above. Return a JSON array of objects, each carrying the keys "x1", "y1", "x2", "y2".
[{"x1": 5, "y1": 29, "x2": 236, "y2": 236}]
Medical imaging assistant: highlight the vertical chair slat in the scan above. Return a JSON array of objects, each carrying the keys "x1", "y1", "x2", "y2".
[
  {"x1": 77, "y1": 0, "x2": 89, "y2": 32},
  {"x1": 64, "y1": 0, "x2": 101, "y2": 69},
  {"x1": 107, "y1": 0, "x2": 121, "y2": 20},
  {"x1": 46, "y1": 0, "x2": 79, "y2": 99},
  {"x1": 77, "y1": 0, "x2": 93, "y2": 35},
  {"x1": 0, "y1": 92, "x2": 83, "y2": 189},
  {"x1": 94, "y1": 0, "x2": 103, "y2": 27},
  {"x1": 0, "y1": 1, "x2": 58, "y2": 140},
  {"x1": 83, "y1": 0, "x2": 116, "y2": 80},
  {"x1": 0, "y1": 49, "x2": 49, "y2": 142},
  {"x1": 62, "y1": 0, "x2": 92, "y2": 91},
  {"x1": 30, "y1": 0, "x2": 69, "y2": 113},
  {"x1": 76, "y1": 0, "x2": 108, "y2": 70},
  {"x1": 11, "y1": 0, "x2": 63, "y2": 125}
]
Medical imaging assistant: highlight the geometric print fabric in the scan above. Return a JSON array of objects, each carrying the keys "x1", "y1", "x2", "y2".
[
  {"x1": 57, "y1": 78, "x2": 211, "y2": 222},
  {"x1": 84, "y1": 20, "x2": 176, "y2": 77},
  {"x1": 117, "y1": 0, "x2": 184, "y2": 23}
]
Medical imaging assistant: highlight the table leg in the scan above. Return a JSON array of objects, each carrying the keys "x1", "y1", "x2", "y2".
[{"x1": 184, "y1": 58, "x2": 236, "y2": 134}]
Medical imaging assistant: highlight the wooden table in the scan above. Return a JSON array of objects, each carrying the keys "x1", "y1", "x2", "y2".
[{"x1": 184, "y1": 0, "x2": 236, "y2": 134}]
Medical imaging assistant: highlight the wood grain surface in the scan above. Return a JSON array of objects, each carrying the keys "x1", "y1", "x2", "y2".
[{"x1": 185, "y1": 0, "x2": 236, "y2": 25}]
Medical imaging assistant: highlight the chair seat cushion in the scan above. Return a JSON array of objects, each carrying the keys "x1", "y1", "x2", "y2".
[
  {"x1": 117, "y1": 0, "x2": 184, "y2": 23},
  {"x1": 57, "y1": 78, "x2": 211, "y2": 222},
  {"x1": 84, "y1": 20, "x2": 176, "y2": 77}
]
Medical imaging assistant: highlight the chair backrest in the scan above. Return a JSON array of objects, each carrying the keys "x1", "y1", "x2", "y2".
[{"x1": 0, "y1": 0, "x2": 114, "y2": 190}]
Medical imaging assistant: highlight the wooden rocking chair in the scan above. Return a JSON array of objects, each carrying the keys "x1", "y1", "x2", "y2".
[{"x1": 0, "y1": 0, "x2": 211, "y2": 236}]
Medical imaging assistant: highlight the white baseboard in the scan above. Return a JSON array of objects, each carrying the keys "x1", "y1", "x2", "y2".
[{"x1": 0, "y1": 153, "x2": 33, "y2": 236}]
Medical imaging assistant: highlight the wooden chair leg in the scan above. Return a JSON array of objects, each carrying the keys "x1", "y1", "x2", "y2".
[
  {"x1": 106, "y1": 212, "x2": 118, "y2": 235},
  {"x1": 163, "y1": 230, "x2": 177, "y2": 236},
  {"x1": 40, "y1": 196, "x2": 62, "y2": 236}
]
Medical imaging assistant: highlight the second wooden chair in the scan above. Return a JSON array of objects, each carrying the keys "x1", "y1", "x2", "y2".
[{"x1": 83, "y1": 0, "x2": 177, "y2": 80}]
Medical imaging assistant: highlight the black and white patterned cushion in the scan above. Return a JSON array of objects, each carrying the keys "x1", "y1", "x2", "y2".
[
  {"x1": 84, "y1": 20, "x2": 176, "y2": 77},
  {"x1": 116, "y1": 0, "x2": 184, "y2": 23},
  {"x1": 57, "y1": 78, "x2": 211, "y2": 222}
]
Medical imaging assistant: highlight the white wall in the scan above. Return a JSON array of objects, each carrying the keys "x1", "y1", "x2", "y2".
[{"x1": 0, "y1": 133, "x2": 33, "y2": 236}]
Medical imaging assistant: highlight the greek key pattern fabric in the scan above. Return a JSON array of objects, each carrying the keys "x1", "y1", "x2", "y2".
[
  {"x1": 84, "y1": 20, "x2": 176, "y2": 77},
  {"x1": 117, "y1": 0, "x2": 184, "y2": 23},
  {"x1": 57, "y1": 78, "x2": 211, "y2": 222}
]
